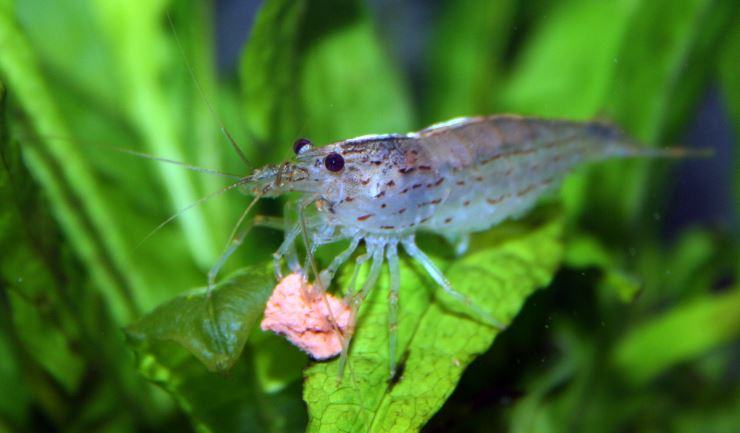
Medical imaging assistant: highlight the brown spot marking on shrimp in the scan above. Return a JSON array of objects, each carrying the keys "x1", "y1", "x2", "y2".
[
  {"x1": 434, "y1": 177, "x2": 445, "y2": 186},
  {"x1": 553, "y1": 154, "x2": 562, "y2": 162},
  {"x1": 486, "y1": 194, "x2": 508, "y2": 205},
  {"x1": 399, "y1": 167, "x2": 416, "y2": 175},
  {"x1": 481, "y1": 153, "x2": 503, "y2": 165},
  {"x1": 381, "y1": 203, "x2": 387, "y2": 208},
  {"x1": 401, "y1": 188, "x2": 409, "y2": 194},
  {"x1": 444, "y1": 217, "x2": 453, "y2": 224},
  {"x1": 370, "y1": 160, "x2": 382, "y2": 165},
  {"x1": 345, "y1": 196, "x2": 354, "y2": 202},
  {"x1": 375, "y1": 190, "x2": 386, "y2": 198},
  {"x1": 504, "y1": 168, "x2": 513, "y2": 176},
  {"x1": 360, "y1": 178, "x2": 371, "y2": 185},
  {"x1": 412, "y1": 183, "x2": 422, "y2": 189},
  {"x1": 357, "y1": 214, "x2": 373, "y2": 221},
  {"x1": 489, "y1": 122, "x2": 504, "y2": 145},
  {"x1": 418, "y1": 165, "x2": 432, "y2": 171},
  {"x1": 398, "y1": 208, "x2": 406, "y2": 214},
  {"x1": 380, "y1": 225, "x2": 395, "y2": 230},
  {"x1": 474, "y1": 176, "x2": 484, "y2": 182},
  {"x1": 516, "y1": 185, "x2": 536, "y2": 197},
  {"x1": 456, "y1": 180, "x2": 466, "y2": 186},
  {"x1": 531, "y1": 164, "x2": 540, "y2": 171},
  {"x1": 404, "y1": 149, "x2": 418, "y2": 166},
  {"x1": 463, "y1": 200, "x2": 471, "y2": 207},
  {"x1": 387, "y1": 180, "x2": 396, "y2": 187},
  {"x1": 416, "y1": 198, "x2": 443, "y2": 208},
  {"x1": 420, "y1": 217, "x2": 430, "y2": 223},
  {"x1": 540, "y1": 177, "x2": 554, "y2": 186},
  {"x1": 507, "y1": 148, "x2": 536, "y2": 158}
]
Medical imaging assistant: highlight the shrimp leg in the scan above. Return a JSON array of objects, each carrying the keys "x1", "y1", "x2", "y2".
[
  {"x1": 338, "y1": 243, "x2": 385, "y2": 377},
  {"x1": 207, "y1": 214, "x2": 284, "y2": 294},
  {"x1": 401, "y1": 238, "x2": 506, "y2": 330},
  {"x1": 273, "y1": 222, "x2": 306, "y2": 279},
  {"x1": 319, "y1": 236, "x2": 362, "y2": 289},
  {"x1": 386, "y1": 241, "x2": 401, "y2": 376}
]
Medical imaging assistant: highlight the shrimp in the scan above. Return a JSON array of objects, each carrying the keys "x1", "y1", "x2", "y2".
[{"x1": 224, "y1": 114, "x2": 699, "y2": 375}]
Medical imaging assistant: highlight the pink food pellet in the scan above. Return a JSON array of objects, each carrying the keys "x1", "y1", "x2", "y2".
[{"x1": 260, "y1": 273, "x2": 353, "y2": 359}]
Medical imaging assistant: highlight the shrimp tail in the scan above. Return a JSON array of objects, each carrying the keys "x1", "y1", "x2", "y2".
[{"x1": 628, "y1": 145, "x2": 715, "y2": 159}]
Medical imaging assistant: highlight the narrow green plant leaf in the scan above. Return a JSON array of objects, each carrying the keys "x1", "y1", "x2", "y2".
[
  {"x1": 0, "y1": 5, "x2": 138, "y2": 322},
  {"x1": 585, "y1": 0, "x2": 735, "y2": 229},
  {"x1": 125, "y1": 266, "x2": 274, "y2": 372},
  {"x1": 304, "y1": 212, "x2": 563, "y2": 432},
  {"x1": 613, "y1": 288, "x2": 740, "y2": 385}
]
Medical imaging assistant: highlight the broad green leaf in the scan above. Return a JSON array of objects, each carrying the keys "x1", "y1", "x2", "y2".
[
  {"x1": 126, "y1": 266, "x2": 273, "y2": 372},
  {"x1": 125, "y1": 266, "x2": 305, "y2": 432},
  {"x1": 424, "y1": 0, "x2": 515, "y2": 122},
  {"x1": 613, "y1": 288, "x2": 740, "y2": 385},
  {"x1": 498, "y1": 0, "x2": 634, "y2": 118},
  {"x1": 304, "y1": 212, "x2": 563, "y2": 432}
]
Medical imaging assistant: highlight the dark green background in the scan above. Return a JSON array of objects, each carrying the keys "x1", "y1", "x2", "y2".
[{"x1": 1, "y1": 0, "x2": 738, "y2": 432}]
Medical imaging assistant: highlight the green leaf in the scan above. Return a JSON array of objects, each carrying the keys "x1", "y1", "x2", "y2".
[
  {"x1": 498, "y1": 0, "x2": 634, "y2": 118},
  {"x1": 299, "y1": 17, "x2": 414, "y2": 142},
  {"x1": 613, "y1": 288, "x2": 740, "y2": 386},
  {"x1": 424, "y1": 0, "x2": 515, "y2": 121},
  {"x1": 564, "y1": 235, "x2": 641, "y2": 303},
  {"x1": 125, "y1": 266, "x2": 306, "y2": 432},
  {"x1": 241, "y1": 0, "x2": 413, "y2": 151},
  {"x1": 304, "y1": 211, "x2": 563, "y2": 432},
  {"x1": 0, "y1": 3, "x2": 139, "y2": 321},
  {"x1": 240, "y1": 0, "x2": 307, "y2": 149},
  {"x1": 125, "y1": 266, "x2": 274, "y2": 372}
]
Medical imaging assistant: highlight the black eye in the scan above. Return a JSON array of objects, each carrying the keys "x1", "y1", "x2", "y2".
[
  {"x1": 324, "y1": 152, "x2": 344, "y2": 172},
  {"x1": 293, "y1": 137, "x2": 312, "y2": 154}
]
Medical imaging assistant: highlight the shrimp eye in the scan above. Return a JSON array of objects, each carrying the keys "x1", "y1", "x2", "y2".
[
  {"x1": 293, "y1": 137, "x2": 312, "y2": 154},
  {"x1": 324, "y1": 152, "x2": 344, "y2": 172}
]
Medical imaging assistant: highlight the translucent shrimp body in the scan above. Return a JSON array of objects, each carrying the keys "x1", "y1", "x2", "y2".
[{"x1": 241, "y1": 115, "x2": 675, "y2": 374}]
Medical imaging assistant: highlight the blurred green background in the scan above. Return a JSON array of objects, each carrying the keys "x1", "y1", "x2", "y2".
[{"x1": 1, "y1": 0, "x2": 739, "y2": 432}]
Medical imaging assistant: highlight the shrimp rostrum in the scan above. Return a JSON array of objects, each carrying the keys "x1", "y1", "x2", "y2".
[{"x1": 219, "y1": 114, "x2": 691, "y2": 374}]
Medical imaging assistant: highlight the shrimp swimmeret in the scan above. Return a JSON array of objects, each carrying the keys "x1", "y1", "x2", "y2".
[{"x1": 189, "y1": 114, "x2": 699, "y2": 375}]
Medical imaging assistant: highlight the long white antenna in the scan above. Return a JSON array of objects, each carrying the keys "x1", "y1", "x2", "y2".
[{"x1": 166, "y1": 12, "x2": 253, "y2": 169}]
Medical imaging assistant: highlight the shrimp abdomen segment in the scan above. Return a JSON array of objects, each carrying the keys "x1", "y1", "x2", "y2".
[{"x1": 418, "y1": 116, "x2": 634, "y2": 234}]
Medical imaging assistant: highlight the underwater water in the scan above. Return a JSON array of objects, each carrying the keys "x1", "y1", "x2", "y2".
[{"x1": 1, "y1": 1, "x2": 738, "y2": 432}]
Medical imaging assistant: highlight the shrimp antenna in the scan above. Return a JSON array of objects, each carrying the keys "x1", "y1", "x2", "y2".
[
  {"x1": 112, "y1": 146, "x2": 243, "y2": 180},
  {"x1": 166, "y1": 12, "x2": 253, "y2": 169},
  {"x1": 135, "y1": 176, "x2": 252, "y2": 250},
  {"x1": 223, "y1": 192, "x2": 262, "y2": 250}
]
